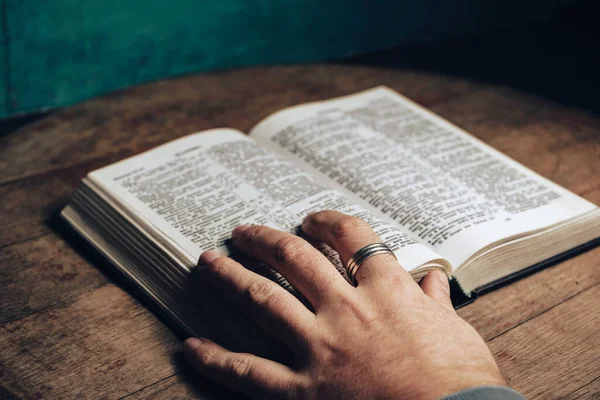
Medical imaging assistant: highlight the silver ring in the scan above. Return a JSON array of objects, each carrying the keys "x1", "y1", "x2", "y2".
[{"x1": 346, "y1": 243, "x2": 396, "y2": 285}]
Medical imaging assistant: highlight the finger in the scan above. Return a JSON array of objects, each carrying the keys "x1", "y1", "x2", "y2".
[
  {"x1": 184, "y1": 337, "x2": 302, "y2": 399},
  {"x1": 302, "y1": 210, "x2": 411, "y2": 287},
  {"x1": 231, "y1": 225, "x2": 352, "y2": 308},
  {"x1": 198, "y1": 250, "x2": 315, "y2": 348},
  {"x1": 420, "y1": 270, "x2": 454, "y2": 309}
]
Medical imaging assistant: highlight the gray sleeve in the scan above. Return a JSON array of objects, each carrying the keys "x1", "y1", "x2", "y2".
[{"x1": 441, "y1": 386, "x2": 525, "y2": 400}]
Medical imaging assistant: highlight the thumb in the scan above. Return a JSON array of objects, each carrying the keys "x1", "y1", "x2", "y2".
[{"x1": 420, "y1": 270, "x2": 453, "y2": 310}]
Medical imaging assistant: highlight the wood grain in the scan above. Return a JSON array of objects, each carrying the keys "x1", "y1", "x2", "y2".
[
  {"x1": 489, "y1": 285, "x2": 600, "y2": 399},
  {"x1": 0, "y1": 65, "x2": 477, "y2": 185},
  {"x1": 0, "y1": 156, "x2": 118, "y2": 248},
  {"x1": 0, "y1": 174, "x2": 72, "y2": 249},
  {"x1": 121, "y1": 375, "x2": 204, "y2": 400},
  {"x1": 114, "y1": 279, "x2": 600, "y2": 400},
  {"x1": 1, "y1": 285, "x2": 180, "y2": 399},
  {"x1": 0, "y1": 233, "x2": 108, "y2": 324},
  {"x1": 458, "y1": 247, "x2": 600, "y2": 341},
  {"x1": 563, "y1": 377, "x2": 600, "y2": 400},
  {"x1": 1, "y1": 64, "x2": 599, "y2": 398},
  {"x1": 122, "y1": 372, "x2": 244, "y2": 400}
]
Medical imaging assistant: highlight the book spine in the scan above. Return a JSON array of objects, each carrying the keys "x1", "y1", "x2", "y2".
[{"x1": 450, "y1": 277, "x2": 477, "y2": 309}]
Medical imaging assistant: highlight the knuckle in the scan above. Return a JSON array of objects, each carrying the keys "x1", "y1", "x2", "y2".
[
  {"x1": 246, "y1": 225, "x2": 270, "y2": 244},
  {"x1": 196, "y1": 345, "x2": 219, "y2": 366},
  {"x1": 331, "y1": 216, "x2": 368, "y2": 240},
  {"x1": 274, "y1": 236, "x2": 308, "y2": 265},
  {"x1": 204, "y1": 256, "x2": 231, "y2": 277},
  {"x1": 246, "y1": 279, "x2": 281, "y2": 307},
  {"x1": 287, "y1": 375, "x2": 314, "y2": 400},
  {"x1": 228, "y1": 357, "x2": 254, "y2": 379}
]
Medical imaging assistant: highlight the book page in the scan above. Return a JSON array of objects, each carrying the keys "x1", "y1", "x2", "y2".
[
  {"x1": 249, "y1": 87, "x2": 597, "y2": 268},
  {"x1": 88, "y1": 128, "x2": 446, "y2": 276}
]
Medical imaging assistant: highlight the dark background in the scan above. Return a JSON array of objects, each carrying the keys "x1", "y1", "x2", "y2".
[{"x1": 2, "y1": 0, "x2": 598, "y2": 135}]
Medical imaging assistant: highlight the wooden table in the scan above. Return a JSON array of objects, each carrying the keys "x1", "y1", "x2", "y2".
[{"x1": 1, "y1": 65, "x2": 599, "y2": 399}]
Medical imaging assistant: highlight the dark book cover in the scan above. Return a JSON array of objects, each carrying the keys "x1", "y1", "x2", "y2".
[{"x1": 450, "y1": 237, "x2": 600, "y2": 309}]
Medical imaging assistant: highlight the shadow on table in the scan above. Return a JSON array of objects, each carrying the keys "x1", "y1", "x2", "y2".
[
  {"x1": 172, "y1": 351, "x2": 252, "y2": 400},
  {"x1": 49, "y1": 211, "x2": 291, "y2": 399}
]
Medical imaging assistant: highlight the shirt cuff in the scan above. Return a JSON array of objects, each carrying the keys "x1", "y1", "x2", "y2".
[{"x1": 441, "y1": 385, "x2": 526, "y2": 400}]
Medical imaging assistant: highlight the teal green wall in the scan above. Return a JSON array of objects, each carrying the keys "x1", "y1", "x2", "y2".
[{"x1": 1, "y1": 1, "x2": 570, "y2": 117}]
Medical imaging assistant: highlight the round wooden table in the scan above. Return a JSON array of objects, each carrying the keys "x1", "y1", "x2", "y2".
[{"x1": 1, "y1": 64, "x2": 599, "y2": 399}]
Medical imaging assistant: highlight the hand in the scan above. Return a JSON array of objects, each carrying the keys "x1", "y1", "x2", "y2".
[{"x1": 184, "y1": 210, "x2": 505, "y2": 399}]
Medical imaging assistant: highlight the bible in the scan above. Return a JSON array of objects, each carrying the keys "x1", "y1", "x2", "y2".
[{"x1": 61, "y1": 87, "x2": 600, "y2": 340}]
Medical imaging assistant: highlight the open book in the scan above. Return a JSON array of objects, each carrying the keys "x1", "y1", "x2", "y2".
[{"x1": 62, "y1": 87, "x2": 600, "y2": 339}]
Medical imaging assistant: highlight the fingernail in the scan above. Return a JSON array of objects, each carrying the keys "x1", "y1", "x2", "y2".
[
  {"x1": 231, "y1": 225, "x2": 250, "y2": 239},
  {"x1": 199, "y1": 250, "x2": 221, "y2": 265},
  {"x1": 184, "y1": 337, "x2": 203, "y2": 353}
]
